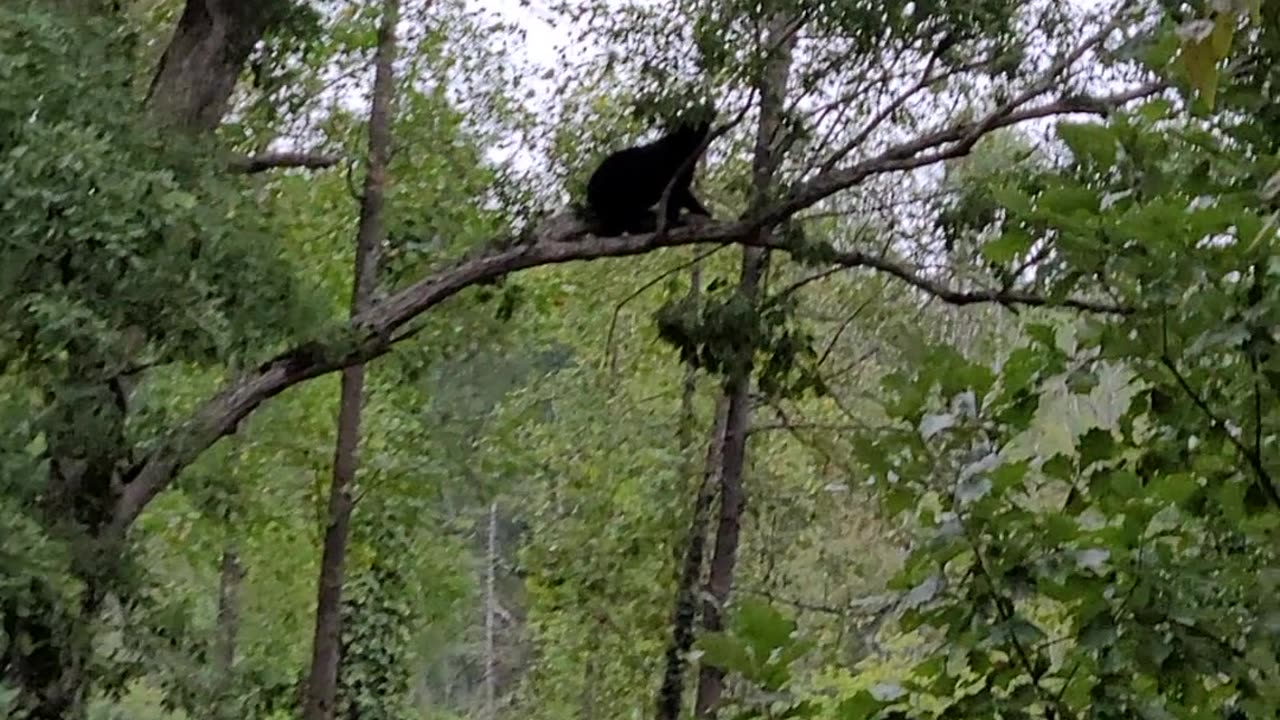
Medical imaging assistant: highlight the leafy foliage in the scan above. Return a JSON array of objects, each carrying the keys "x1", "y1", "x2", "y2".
[
  {"x1": 11, "y1": 0, "x2": 1280, "y2": 718},
  {"x1": 656, "y1": 281, "x2": 826, "y2": 399},
  {"x1": 0, "y1": 2, "x2": 325, "y2": 376}
]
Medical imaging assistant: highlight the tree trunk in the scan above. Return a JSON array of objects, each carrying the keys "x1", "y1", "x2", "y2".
[
  {"x1": 145, "y1": 0, "x2": 288, "y2": 132},
  {"x1": 214, "y1": 546, "x2": 244, "y2": 697},
  {"x1": 692, "y1": 369, "x2": 754, "y2": 719},
  {"x1": 694, "y1": 14, "x2": 798, "y2": 719},
  {"x1": 655, "y1": 394, "x2": 729, "y2": 720},
  {"x1": 484, "y1": 501, "x2": 499, "y2": 718},
  {"x1": 2, "y1": 360, "x2": 133, "y2": 718},
  {"x1": 655, "y1": 258, "x2": 718, "y2": 720},
  {"x1": 301, "y1": 1, "x2": 398, "y2": 718},
  {"x1": 2, "y1": 0, "x2": 298, "y2": 712}
]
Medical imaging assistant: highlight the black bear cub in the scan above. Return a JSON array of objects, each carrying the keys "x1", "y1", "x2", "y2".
[{"x1": 585, "y1": 115, "x2": 713, "y2": 236}]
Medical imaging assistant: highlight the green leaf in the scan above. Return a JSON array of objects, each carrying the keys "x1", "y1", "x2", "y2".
[
  {"x1": 1210, "y1": 13, "x2": 1235, "y2": 57},
  {"x1": 991, "y1": 184, "x2": 1032, "y2": 215},
  {"x1": 835, "y1": 691, "x2": 889, "y2": 720},
  {"x1": 735, "y1": 597, "x2": 796, "y2": 660},
  {"x1": 1180, "y1": 37, "x2": 1219, "y2": 109},
  {"x1": 1149, "y1": 473, "x2": 1199, "y2": 507},
  {"x1": 1038, "y1": 185, "x2": 1099, "y2": 215},
  {"x1": 981, "y1": 229, "x2": 1034, "y2": 265},
  {"x1": 1057, "y1": 122, "x2": 1118, "y2": 168},
  {"x1": 697, "y1": 632, "x2": 756, "y2": 677}
]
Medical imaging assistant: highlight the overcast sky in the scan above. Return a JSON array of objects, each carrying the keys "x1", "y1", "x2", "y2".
[
  {"x1": 441, "y1": 0, "x2": 1124, "y2": 178},
  {"x1": 474, "y1": 0, "x2": 565, "y2": 68}
]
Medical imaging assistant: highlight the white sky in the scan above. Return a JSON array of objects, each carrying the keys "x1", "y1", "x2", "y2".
[
  {"x1": 473, "y1": 0, "x2": 567, "y2": 69},
  {"x1": 419, "y1": 0, "x2": 1127, "y2": 181}
]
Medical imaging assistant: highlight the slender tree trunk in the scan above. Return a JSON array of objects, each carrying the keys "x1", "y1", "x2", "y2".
[
  {"x1": 694, "y1": 14, "x2": 798, "y2": 719},
  {"x1": 214, "y1": 547, "x2": 244, "y2": 676},
  {"x1": 213, "y1": 545, "x2": 244, "y2": 715},
  {"x1": 654, "y1": 259, "x2": 719, "y2": 720},
  {"x1": 692, "y1": 371, "x2": 753, "y2": 719},
  {"x1": 484, "y1": 501, "x2": 499, "y2": 718},
  {"x1": 655, "y1": 394, "x2": 729, "y2": 720},
  {"x1": 581, "y1": 653, "x2": 598, "y2": 720},
  {"x1": 301, "y1": 2, "x2": 399, "y2": 718}
]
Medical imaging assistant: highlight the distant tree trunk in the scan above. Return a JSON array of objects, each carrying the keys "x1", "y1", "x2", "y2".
[
  {"x1": 694, "y1": 14, "x2": 798, "y2": 719},
  {"x1": 144, "y1": 0, "x2": 289, "y2": 131},
  {"x1": 212, "y1": 544, "x2": 245, "y2": 719},
  {"x1": 214, "y1": 546, "x2": 244, "y2": 686},
  {"x1": 484, "y1": 501, "x2": 499, "y2": 718},
  {"x1": 581, "y1": 653, "x2": 598, "y2": 720},
  {"x1": 301, "y1": 1, "x2": 399, "y2": 718}
]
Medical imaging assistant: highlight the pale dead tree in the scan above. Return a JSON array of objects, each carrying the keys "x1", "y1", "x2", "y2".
[{"x1": 485, "y1": 500, "x2": 499, "y2": 718}]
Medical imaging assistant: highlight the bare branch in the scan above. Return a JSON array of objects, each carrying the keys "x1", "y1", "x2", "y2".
[
  {"x1": 815, "y1": 8, "x2": 1136, "y2": 177},
  {"x1": 819, "y1": 32, "x2": 958, "y2": 174},
  {"x1": 820, "y1": 242, "x2": 1130, "y2": 313},
  {"x1": 230, "y1": 151, "x2": 341, "y2": 174},
  {"x1": 771, "y1": 81, "x2": 1168, "y2": 223}
]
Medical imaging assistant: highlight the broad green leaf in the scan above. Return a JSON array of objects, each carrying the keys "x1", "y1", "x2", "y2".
[
  {"x1": 698, "y1": 633, "x2": 756, "y2": 677},
  {"x1": 1057, "y1": 121, "x2": 1118, "y2": 168},
  {"x1": 980, "y1": 229, "x2": 1034, "y2": 265},
  {"x1": 1180, "y1": 37, "x2": 1219, "y2": 108}
]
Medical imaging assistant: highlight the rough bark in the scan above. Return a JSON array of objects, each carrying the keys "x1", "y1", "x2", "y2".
[
  {"x1": 655, "y1": 394, "x2": 729, "y2": 720},
  {"x1": 301, "y1": 1, "x2": 398, "y2": 717},
  {"x1": 145, "y1": 0, "x2": 288, "y2": 132},
  {"x1": 694, "y1": 14, "x2": 798, "y2": 718}
]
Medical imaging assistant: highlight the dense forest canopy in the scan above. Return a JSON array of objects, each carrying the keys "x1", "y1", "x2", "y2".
[{"x1": 3, "y1": 0, "x2": 1280, "y2": 718}]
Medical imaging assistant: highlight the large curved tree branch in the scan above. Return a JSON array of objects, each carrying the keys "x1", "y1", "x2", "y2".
[
  {"x1": 230, "y1": 151, "x2": 341, "y2": 174},
  {"x1": 107, "y1": 79, "x2": 1156, "y2": 538}
]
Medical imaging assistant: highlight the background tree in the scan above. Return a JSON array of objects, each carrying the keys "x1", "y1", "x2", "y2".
[{"x1": 4, "y1": 0, "x2": 1257, "y2": 718}]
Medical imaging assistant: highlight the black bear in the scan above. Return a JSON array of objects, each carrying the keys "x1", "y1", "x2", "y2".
[{"x1": 585, "y1": 113, "x2": 714, "y2": 236}]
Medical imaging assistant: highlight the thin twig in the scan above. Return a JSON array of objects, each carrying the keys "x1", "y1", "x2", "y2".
[
  {"x1": 604, "y1": 245, "x2": 727, "y2": 375},
  {"x1": 1159, "y1": 314, "x2": 1280, "y2": 509}
]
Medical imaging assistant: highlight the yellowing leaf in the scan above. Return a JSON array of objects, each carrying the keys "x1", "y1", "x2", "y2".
[{"x1": 1210, "y1": 13, "x2": 1235, "y2": 56}]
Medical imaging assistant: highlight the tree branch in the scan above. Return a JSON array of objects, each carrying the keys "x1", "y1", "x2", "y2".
[
  {"x1": 230, "y1": 151, "x2": 342, "y2": 174},
  {"x1": 771, "y1": 80, "x2": 1169, "y2": 224},
  {"x1": 106, "y1": 77, "x2": 1160, "y2": 538}
]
